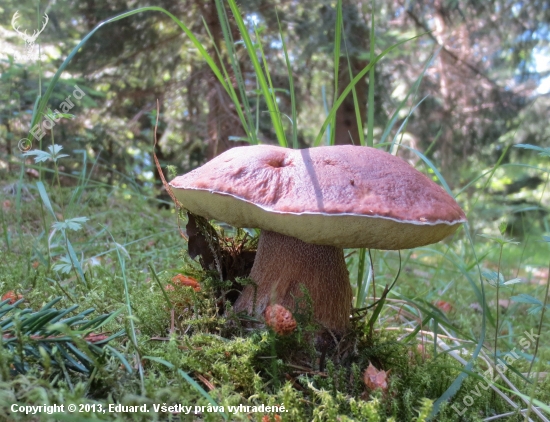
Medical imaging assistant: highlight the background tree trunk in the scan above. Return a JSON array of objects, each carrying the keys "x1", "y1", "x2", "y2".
[
  {"x1": 199, "y1": 0, "x2": 248, "y2": 159},
  {"x1": 334, "y1": 56, "x2": 368, "y2": 145}
]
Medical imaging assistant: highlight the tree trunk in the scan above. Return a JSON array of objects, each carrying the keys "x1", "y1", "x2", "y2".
[
  {"x1": 334, "y1": 56, "x2": 368, "y2": 145},
  {"x1": 198, "y1": 0, "x2": 248, "y2": 159}
]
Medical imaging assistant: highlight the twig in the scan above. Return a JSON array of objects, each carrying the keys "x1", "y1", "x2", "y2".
[
  {"x1": 152, "y1": 99, "x2": 187, "y2": 240},
  {"x1": 196, "y1": 373, "x2": 216, "y2": 391}
]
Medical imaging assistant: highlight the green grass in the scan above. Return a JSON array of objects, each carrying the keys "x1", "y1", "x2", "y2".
[{"x1": 0, "y1": 168, "x2": 548, "y2": 421}]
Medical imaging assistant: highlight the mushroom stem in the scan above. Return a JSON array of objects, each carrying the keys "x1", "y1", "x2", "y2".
[{"x1": 233, "y1": 230, "x2": 352, "y2": 334}]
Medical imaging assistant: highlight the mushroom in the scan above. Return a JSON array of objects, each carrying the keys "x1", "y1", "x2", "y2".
[
  {"x1": 169, "y1": 145, "x2": 466, "y2": 334},
  {"x1": 264, "y1": 304, "x2": 297, "y2": 336}
]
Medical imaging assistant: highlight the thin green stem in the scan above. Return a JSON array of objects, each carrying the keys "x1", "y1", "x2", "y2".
[
  {"x1": 355, "y1": 248, "x2": 366, "y2": 308},
  {"x1": 494, "y1": 244, "x2": 503, "y2": 365},
  {"x1": 525, "y1": 259, "x2": 550, "y2": 420},
  {"x1": 37, "y1": 1, "x2": 43, "y2": 181},
  {"x1": 527, "y1": 258, "x2": 549, "y2": 377}
]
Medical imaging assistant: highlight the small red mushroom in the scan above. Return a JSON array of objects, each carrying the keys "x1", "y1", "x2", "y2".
[
  {"x1": 363, "y1": 362, "x2": 389, "y2": 392},
  {"x1": 264, "y1": 304, "x2": 297, "y2": 336}
]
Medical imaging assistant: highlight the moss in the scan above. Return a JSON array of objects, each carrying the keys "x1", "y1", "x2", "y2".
[{"x1": 1, "y1": 182, "x2": 549, "y2": 421}]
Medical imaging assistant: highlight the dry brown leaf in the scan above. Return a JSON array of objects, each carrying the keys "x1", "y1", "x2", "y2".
[
  {"x1": 84, "y1": 333, "x2": 110, "y2": 343},
  {"x1": 434, "y1": 300, "x2": 453, "y2": 313},
  {"x1": 170, "y1": 274, "x2": 201, "y2": 292},
  {"x1": 2, "y1": 291, "x2": 23, "y2": 304},
  {"x1": 262, "y1": 415, "x2": 281, "y2": 422}
]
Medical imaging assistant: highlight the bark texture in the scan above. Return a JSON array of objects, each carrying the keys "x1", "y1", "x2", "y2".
[{"x1": 233, "y1": 230, "x2": 352, "y2": 333}]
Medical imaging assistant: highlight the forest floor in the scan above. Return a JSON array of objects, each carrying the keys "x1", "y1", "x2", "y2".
[{"x1": 0, "y1": 173, "x2": 549, "y2": 422}]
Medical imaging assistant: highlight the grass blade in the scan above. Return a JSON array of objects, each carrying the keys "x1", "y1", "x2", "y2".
[
  {"x1": 355, "y1": 248, "x2": 367, "y2": 308},
  {"x1": 226, "y1": 0, "x2": 287, "y2": 147},
  {"x1": 277, "y1": 12, "x2": 298, "y2": 149},
  {"x1": 367, "y1": 0, "x2": 375, "y2": 147},
  {"x1": 380, "y1": 50, "x2": 436, "y2": 147},
  {"x1": 65, "y1": 237, "x2": 87, "y2": 287},
  {"x1": 143, "y1": 356, "x2": 228, "y2": 420},
  {"x1": 330, "y1": 0, "x2": 343, "y2": 146},
  {"x1": 106, "y1": 345, "x2": 132, "y2": 373},
  {"x1": 36, "y1": 181, "x2": 56, "y2": 220},
  {"x1": 104, "y1": 226, "x2": 144, "y2": 394},
  {"x1": 149, "y1": 264, "x2": 173, "y2": 309},
  {"x1": 389, "y1": 95, "x2": 429, "y2": 154},
  {"x1": 314, "y1": 33, "x2": 425, "y2": 146},
  {"x1": 212, "y1": 0, "x2": 256, "y2": 144},
  {"x1": 342, "y1": 34, "x2": 364, "y2": 146}
]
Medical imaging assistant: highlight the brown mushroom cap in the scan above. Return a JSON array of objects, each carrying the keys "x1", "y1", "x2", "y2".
[{"x1": 169, "y1": 145, "x2": 466, "y2": 249}]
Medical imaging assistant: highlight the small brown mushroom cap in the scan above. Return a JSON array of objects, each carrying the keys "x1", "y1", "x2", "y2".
[
  {"x1": 169, "y1": 145, "x2": 466, "y2": 249},
  {"x1": 264, "y1": 304, "x2": 297, "y2": 335}
]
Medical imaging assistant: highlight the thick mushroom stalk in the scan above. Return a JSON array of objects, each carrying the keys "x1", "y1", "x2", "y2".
[
  {"x1": 169, "y1": 145, "x2": 467, "y2": 338},
  {"x1": 234, "y1": 230, "x2": 352, "y2": 333}
]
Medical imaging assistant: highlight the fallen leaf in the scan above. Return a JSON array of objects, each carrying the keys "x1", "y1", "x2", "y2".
[
  {"x1": 186, "y1": 213, "x2": 215, "y2": 268},
  {"x1": 434, "y1": 300, "x2": 453, "y2": 313},
  {"x1": 2, "y1": 291, "x2": 23, "y2": 304},
  {"x1": 171, "y1": 274, "x2": 201, "y2": 292},
  {"x1": 262, "y1": 415, "x2": 281, "y2": 422},
  {"x1": 84, "y1": 333, "x2": 110, "y2": 343}
]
